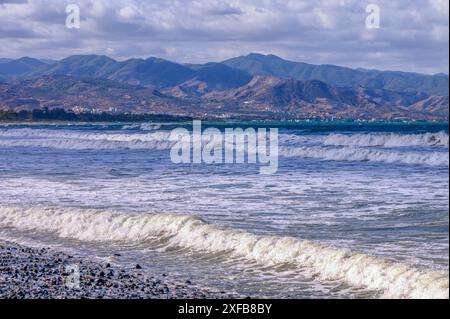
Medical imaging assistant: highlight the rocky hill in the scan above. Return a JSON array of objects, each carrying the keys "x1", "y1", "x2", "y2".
[{"x1": 0, "y1": 75, "x2": 447, "y2": 121}]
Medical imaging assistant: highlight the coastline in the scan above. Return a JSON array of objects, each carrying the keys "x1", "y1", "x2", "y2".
[
  {"x1": 1, "y1": 109, "x2": 448, "y2": 124},
  {"x1": 0, "y1": 240, "x2": 236, "y2": 299}
]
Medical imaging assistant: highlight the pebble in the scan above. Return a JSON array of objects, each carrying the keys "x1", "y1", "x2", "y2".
[{"x1": 0, "y1": 240, "x2": 238, "y2": 299}]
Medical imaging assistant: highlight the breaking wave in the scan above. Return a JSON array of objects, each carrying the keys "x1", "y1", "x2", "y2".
[
  {"x1": 0, "y1": 128, "x2": 176, "y2": 150},
  {"x1": 1, "y1": 128, "x2": 448, "y2": 166},
  {"x1": 324, "y1": 132, "x2": 449, "y2": 148},
  {"x1": 0, "y1": 128, "x2": 173, "y2": 142},
  {"x1": 121, "y1": 123, "x2": 163, "y2": 130},
  {"x1": 280, "y1": 146, "x2": 449, "y2": 166},
  {"x1": 0, "y1": 206, "x2": 448, "y2": 299}
]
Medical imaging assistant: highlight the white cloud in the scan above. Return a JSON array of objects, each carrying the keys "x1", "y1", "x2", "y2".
[
  {"x1": 429, "y1": 0, "x2": 449, "y2": 14},
  {"x1": 118, "y1": 6, "x2": 137, "y2": 19},
  {"x1": 0, "y1": 0, "x2": 448, "y2": 74}
]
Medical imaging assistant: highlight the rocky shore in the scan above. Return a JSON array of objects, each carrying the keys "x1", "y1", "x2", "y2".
[{"x1": 0, "y1": 240, "x2": 234, "y2": 299}]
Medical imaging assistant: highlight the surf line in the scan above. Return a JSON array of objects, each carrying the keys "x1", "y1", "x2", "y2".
[{"x1": 169, "y1": 120, "x2": 279, "y2": 174}]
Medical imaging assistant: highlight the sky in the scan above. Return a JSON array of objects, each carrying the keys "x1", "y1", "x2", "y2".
[{"x1": 0, "y1": 0, "x2": 448, "y2": 74}]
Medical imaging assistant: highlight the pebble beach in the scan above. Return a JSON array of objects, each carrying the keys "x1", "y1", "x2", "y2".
[{"x1": 0, "y1": 240, "x2": 235, "y2": 299}]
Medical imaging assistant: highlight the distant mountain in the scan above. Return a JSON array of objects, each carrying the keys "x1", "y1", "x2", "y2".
[
  {"x1": 409, "y1": 96, "x2": 449, "y2": 117},
  {"x1": 165, "y1": 63, "x2": 253, "y2": 97},
  {"x1": 0, "y1": 57, "x2": 46, "y2": 76},
  {"x1": 25, "y1": 55, "x2": 251, "y2": 90},
  {"x1": 1, "y1": 53, "x2": 448, "y2": 97},
  {"x1": 107, "y1": 57, "x2": 195, "y2": 87},
  {"x1": 223, "y1": 53, "x2": 449, "y2": 96},
  {"x1": 1, "y1": 74, "x2": 445, "y2": 121},
  {"x1": 39, "y1": 59, "x2": 57, "y2": 65},
  {"x1": 0, "y1": 75, "x2": 182, "y2": 114},
  {"x1": 0, "y1": 58, "x2": 13, "y2": 64},
  {"x1": 31, "y1": 55, "x2": 117, "y2": 78},
  {"x1": 34, "y1": 55, "x2": 193, "y2": 87},
  {"x1": 204, "y1": 75, "x2": 427, "y2": 106},
  {"x1": 201, "y1": 76, "x2": 447, "y2": 120},
  {"x1": 0, "y1": 54, "x2": 448, "y2": 121},
  {"x1": 186, "y1": 63, "x2": 252, "y2": 89}
]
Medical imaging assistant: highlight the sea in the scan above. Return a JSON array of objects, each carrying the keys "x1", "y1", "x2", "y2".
[{"x1": 0, "y1": 121, "x2": 448, "y2": 299}]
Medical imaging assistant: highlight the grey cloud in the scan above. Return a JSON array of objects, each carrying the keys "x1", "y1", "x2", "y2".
[
  {"x1": 204, "y1": 4, "x2": 243, "y2": 16},
  {"x1": 0, "y1": 0, "x2": 28, "y2": 4},
  {"x1": 0, "y1": 0, "x2": 448, "y2": 74}
]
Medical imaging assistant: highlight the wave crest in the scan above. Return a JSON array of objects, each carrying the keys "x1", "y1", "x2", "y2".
[
  {"x1": 0, "y1": 128, "x2": 176, "y2": 150},
  {"x1": 0, "y1": 206, "x2": 447, "y2": 299},
  {"x1": 324, "y1": 132, "x2": 449, "y2": 148},
  {"x1": 1, "y1": 128, "x2": 448, "y2": 166},
  {"x1": 280, "y1": 146, "x2": 449, "y2": 166}
]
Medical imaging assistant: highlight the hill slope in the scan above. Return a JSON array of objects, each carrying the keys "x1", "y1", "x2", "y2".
[
  {"x1": 0, "y1": 75, "x2": 181, "y2": 114},
  {"x1": 0, "y1": 57, "x2": 47, "y2": 77},
  {"x1": 27, "y1": 55, "x2": 251, "y2": 89},
  {"x1": 223, "y1": 53, "x2": 449, "y2": 96},
  {"x1": 202, "y1": 76, "x2": 447, "y2": 120}
]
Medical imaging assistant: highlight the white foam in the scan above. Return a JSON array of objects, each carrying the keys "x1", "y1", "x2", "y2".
[
  {"x1": 0, "y1": 128, "x2": 174, "y2": 142},
  {"x1": 121, "y1": 124, "x2": 140, "y2": 130},
  {"x1": 324, "y1": 132, "x2": 449, "y2": 148},
  {"x1": 140, "y1": 123, "x2": 162, "y2": 131},
  {"x1": 0, "y1": 206, "x2": 447, "y2": 299},
  {"x1": 0, "y1": 128, "x2": 176, "y2": 150},
  {"x1": 1, "y1": 128, "x2": 448, "y2": 166},
  {"x1": 280, "y1": 145, "x2": 449, "y2": 166}
]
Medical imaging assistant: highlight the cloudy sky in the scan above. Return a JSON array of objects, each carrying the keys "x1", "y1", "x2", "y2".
[{"x1": 0, "y1": 0, "x2": 448, "y2": 74}]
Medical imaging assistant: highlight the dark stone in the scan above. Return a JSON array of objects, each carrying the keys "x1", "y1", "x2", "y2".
[{"x1": 96, "y1": 278, "x2": 106, "y2": 286}]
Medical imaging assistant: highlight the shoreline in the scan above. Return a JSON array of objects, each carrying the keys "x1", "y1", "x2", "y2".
[
  {"x1": 1, "y1": 119, "x2": 448, "y2": 125},
  {"x1": 0, "y1": 240, "x2": 237, "y2": 299}
]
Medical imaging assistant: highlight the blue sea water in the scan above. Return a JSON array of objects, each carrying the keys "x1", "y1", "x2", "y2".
[{"x1": 0, "y1": 122, "x2": 448, "y2": 298}]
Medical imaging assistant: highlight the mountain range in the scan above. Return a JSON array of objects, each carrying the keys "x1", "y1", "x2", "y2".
[
  {"x1": 223, "y1": 54, "x2": 449, "y2": 96},
  {"x1": 0, "y1": 53, "x2": 448, "y2": 121}
]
